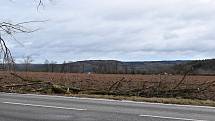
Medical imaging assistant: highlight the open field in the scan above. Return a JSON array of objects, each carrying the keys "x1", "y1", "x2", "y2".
[{"x1": 0, "y1": 71, "x2": 215, "y2": 104}]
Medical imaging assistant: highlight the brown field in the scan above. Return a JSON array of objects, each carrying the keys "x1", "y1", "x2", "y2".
[{"x1": 0, "y1": 71, "x2": 215, "y2": 101}]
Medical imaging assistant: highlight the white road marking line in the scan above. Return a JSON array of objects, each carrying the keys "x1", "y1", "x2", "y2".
[
  {"x1": 139, "y1": 114, "x2": 207, "y2": 121},
  {"x1": 1, "y1": 92, "x2": 215, "y2": 109},
  {"x1": 2, "y1": 102, "x2": 87, "y2": 111}
]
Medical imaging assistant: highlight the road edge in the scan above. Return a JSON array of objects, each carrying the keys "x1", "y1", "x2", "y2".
[{"x1": 1, "y1": 92, "x2": 215, "y2": 109}]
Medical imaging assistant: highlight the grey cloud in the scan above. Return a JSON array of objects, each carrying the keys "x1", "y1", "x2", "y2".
[{"x1": 1, "y1": 0, "x2": 215, "y2": 63}]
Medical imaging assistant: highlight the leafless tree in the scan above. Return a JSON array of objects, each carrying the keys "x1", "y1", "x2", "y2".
[
  {"x1": 50, "y1": 61, "x2": 57, "y2": 73},
  {"x1": 0, "y1": 0, "x2": 48, "y2": 71},
  {"x1": 44, "y1": 59, "x2": 50, "y2": 72},
  {"x1": 23, "y1": 56, "x2": 33, "y2": 72},
  {"x1": 61, "y1": 61, "x2": 67, "y2": 73}
]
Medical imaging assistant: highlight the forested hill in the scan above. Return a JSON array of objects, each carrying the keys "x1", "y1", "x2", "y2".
[
  {"x1": 173, "y1": 59, "x2": 215, "y2": 75},
  {"x1": 13, "y1": 59, "x2": 215, "y2": 75}
]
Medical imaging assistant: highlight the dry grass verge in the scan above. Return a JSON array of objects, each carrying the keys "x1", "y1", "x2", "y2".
[
  {"x1": 66, "y1": 94, "x2": 215, "y2": 107},
  {"x1": 1, "y1": 71, "x2": 215, "y2": 107}
]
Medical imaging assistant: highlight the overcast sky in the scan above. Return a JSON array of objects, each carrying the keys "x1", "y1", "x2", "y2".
[{"x1": 1, "y1": 0, "x2": 215, "y2": 63}]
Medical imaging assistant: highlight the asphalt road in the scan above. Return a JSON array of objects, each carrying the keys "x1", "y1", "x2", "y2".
[{"x1": 0, "y1": 93, "x2": 214, "y2": 121}]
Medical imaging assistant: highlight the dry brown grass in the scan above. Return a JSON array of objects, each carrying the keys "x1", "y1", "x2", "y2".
[
  {"x1": 1, "y1": 71, "x2": 215, "y2": 102},
  {"x1": 66, "y1": 94, "x2": 215, "y2": 107}
]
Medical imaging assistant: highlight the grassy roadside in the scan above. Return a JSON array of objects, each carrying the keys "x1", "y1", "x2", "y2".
[{"x1": 65, "y1": 93, "x2": 215, "y2": 107}]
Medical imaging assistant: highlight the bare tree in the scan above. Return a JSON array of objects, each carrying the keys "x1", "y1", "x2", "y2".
[
  {"x1": 0, "y1": 22, "x2": 28, "y2": 71},
  {"x1": 0, "y1": 0, "x2": 48, "y2": 71},
  {"x1": 50, "y1": 61, "x2": 57, "y2": 73},
  {"x1": 23, "y1": 56, "x2": 33, "y2": 72},
  {"x1": 44, "y1": 59, "x2": 50, "y2": 72},
  {"x1": 61, "y1": 61, "x2": 66, "y2": 73}
]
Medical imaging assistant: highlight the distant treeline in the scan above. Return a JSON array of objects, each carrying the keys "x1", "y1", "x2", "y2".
[
  {"x1": 12, "y1": 59, "x2": 215, "y2": 75},
  {"x1": 173, "y1": 59, "x2": 215, "y2": 75}
]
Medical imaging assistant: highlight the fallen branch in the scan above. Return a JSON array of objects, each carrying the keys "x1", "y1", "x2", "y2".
[
  {"x1": 3, "y1": 82, "x2": 49, "y2": 88},
  {"x1": 108, "y1": 77, "x2": 125, "y2": 91},
  {"x1": 10, "y1": 72, "x2": 30, "y2": 82},
  {"x1": 172, "y1": 71, "x2": 189, "y2": 90}
]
